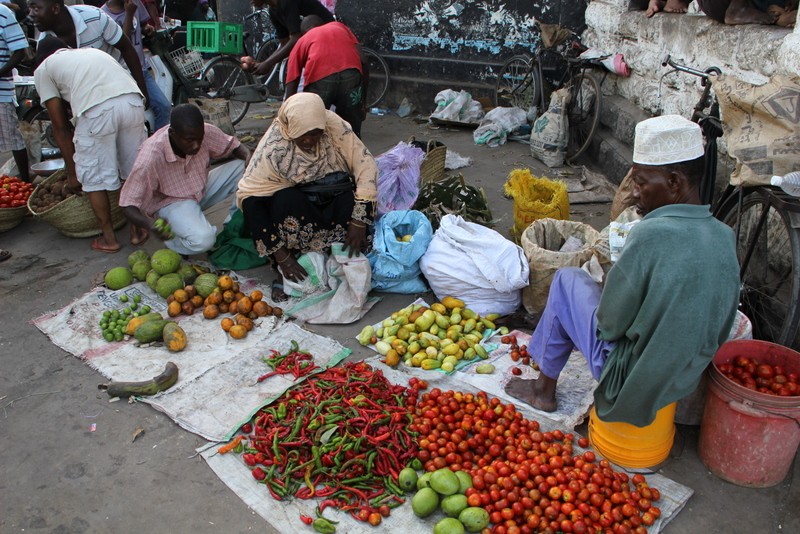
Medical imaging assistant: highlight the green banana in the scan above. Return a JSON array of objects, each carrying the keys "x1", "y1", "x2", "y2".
[{"x1": 98, "y1": 362, "x2": 179, "y2": 397}]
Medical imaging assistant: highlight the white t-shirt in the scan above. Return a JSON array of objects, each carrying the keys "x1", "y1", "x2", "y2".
[{"x1": 34, "y1": 48, "x2": 142, "y2": 117}]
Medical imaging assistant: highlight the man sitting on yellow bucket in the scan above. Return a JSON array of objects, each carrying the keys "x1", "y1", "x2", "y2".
[{"x1": 505, "y1": 115, "x2": 740, "y2": 426}]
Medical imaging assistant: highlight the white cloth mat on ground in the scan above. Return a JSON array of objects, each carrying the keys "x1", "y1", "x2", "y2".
[
  {"x1": 33, "y1": 281, "x2": 350, "y2": 441},
  {"x1": 201, "y1": 357, "x2": 692, "y2": 533}
]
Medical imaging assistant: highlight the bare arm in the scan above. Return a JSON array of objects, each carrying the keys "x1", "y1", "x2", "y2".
[
  {"x1": 44, "y1": 97, "x2": 78, "y2": 191},
  {"x1": 0, "y1": 48, "x2": 26, "y2": 78},
  {"x1": 122, "y1": 0, "x2": 137, "y2": 39},
  {"x1": 232, "y1": 144, "x2": 251, "y2": 168},
  {"x1": 284, "y1": 79, "x2": 299, "y2": 98},
  {"x1": 243, "y1": 34, "x2": 299, "y2": 76},
  {"x1": 113, "y1": 34, "x2": 149, "y2": 106}
]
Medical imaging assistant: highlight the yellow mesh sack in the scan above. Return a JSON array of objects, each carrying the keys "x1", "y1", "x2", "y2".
[{"x1": 504, "y1": 169, "x2": 569, "y2": 241}]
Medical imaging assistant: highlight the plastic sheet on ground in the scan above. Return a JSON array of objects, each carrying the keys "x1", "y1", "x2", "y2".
[
  {"x1": 201, "y1": 354, "x2": 693, "y2": 534},
  {"x1": 32, "y1": 278, "x2": 350, "y2": 441}
]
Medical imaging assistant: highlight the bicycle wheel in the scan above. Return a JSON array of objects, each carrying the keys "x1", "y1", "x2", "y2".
[
  {"x1": 721, "y1": 191, "x2": 800, "y2": 349},
  {"x1": 565, "y1": 70, "x2": 601, "y2": 162},
  {"x1": 255, "y1": 38, "x2": 283, "y2": 98},
  {"x1": 200, "y1": 56, "x2": 254, "y2": 126},
  {"x1": 494, "y1": 55, "x2": 538, "y2": 111},
  {"x1": 362, "y1": 47, "x2": 389, "y2": 109}
]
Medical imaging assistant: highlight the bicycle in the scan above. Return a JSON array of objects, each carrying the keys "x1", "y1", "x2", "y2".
[
  {"x1": 494, "y1": 40, "x2": 605, "y2": 162},
  {"x1": 199, "y1": 9, "x2": 390, "y2": 125},
  {"x1": 661, "y1": 55, "x2": 800, "y2": 350}
]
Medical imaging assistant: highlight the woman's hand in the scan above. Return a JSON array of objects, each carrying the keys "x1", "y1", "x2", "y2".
[
  {"x1": 274, "y1": 249, "x2": 307, "y2": 283},
  {"x1": 344, "y1": 221, "x2": 367, "y2": 257}
]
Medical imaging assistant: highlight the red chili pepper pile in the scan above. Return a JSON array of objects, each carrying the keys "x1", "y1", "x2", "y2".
[
  {"x1": 256, "y1": 340, "x2": 319, "y2": 382},
  {"x1": 239, "y1": 360, "x2": 421, "y2": 523}
]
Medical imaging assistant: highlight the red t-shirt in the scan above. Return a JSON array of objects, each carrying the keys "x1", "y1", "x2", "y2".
[{"x1": 286, "y1": 22, "x2": 362, "y2": 87}]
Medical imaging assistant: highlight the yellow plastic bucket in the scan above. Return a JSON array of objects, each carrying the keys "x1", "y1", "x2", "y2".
[{"x1": 588, "y1": 403, "x2": 677, "y2": 469}]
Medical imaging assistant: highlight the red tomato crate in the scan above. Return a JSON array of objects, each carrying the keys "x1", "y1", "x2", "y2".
[{"x1": 187, "y1": 21, "x2": 243, "y2": 54}]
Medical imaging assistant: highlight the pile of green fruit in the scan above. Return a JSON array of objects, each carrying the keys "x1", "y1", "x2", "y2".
[
  {"x1": 400, "y1": 466, "x2": 489, "y2": 534},
  {"x1": 98, "y1": 295, "x2": 152, "y2": 342}
]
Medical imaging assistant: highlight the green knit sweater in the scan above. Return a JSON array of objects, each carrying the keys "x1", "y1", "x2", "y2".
[{"x1": 594, "y1": 204, "x2": 740, "y2": 426}]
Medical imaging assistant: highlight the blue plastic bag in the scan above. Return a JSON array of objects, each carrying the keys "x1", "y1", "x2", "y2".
[{"x1": 367, "y1": 210, "x2": 433, "y2": 293}]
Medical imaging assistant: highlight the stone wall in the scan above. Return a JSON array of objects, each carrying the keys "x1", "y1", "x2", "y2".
[{"x1": 583, "y1": 0, "x2": 799, "y2": 118}]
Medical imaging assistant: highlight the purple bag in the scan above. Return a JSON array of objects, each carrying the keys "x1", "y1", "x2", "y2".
[{"x1": 376, "y1": 141, "x2": 425, "y2": 217}]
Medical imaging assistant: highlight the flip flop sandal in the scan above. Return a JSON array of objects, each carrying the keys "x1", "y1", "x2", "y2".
[{"x1": 0, "y1": 249, "x2": 11, "y2": 262}]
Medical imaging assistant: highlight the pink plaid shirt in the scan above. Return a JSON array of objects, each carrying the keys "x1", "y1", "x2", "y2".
[{"x1": 120, "y1": 124, "x2": 239, "y2": 217}]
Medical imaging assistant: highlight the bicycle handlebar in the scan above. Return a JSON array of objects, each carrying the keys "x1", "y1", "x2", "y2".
[{"x1": 661, "y1": 54, "x2": 721, "y2": 80}]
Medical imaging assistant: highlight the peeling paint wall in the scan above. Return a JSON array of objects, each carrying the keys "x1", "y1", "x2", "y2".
[{"x1": 219, "y1": 1, "x2": 590, "y2": 108}]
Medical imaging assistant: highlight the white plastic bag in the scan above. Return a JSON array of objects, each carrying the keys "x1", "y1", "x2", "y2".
[
  {"x1": 284, "y1": 245, "x2": 378, "y2": 324},
  {"x1": 419, "y1": 214, "x2": 530, "y2": 316},
  {"x1": 473, "y1": 106, "x2": 529, "y2": 147},
  {"x1": 430, "y1": 89, "x2": 485, "y2": 123}
]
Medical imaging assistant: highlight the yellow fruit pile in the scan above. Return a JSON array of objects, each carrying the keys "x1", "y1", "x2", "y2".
[{"x1": 358, "y1": 296, "x2": 506, "y2": 372}]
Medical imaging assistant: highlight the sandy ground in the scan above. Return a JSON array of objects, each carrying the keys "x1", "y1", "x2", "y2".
[{"x1": 0, "y1": 103, "x2": 797, "y2": 533}]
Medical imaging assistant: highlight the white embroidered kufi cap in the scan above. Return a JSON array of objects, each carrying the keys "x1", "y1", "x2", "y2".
[{"x1": 632, "y1": 114, "x2": 704, "y2": 165}]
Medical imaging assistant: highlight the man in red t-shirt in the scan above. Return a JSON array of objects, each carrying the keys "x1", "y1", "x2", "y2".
[{"x1": 284, "y1": 15, "x2": 367, "y2": 137}]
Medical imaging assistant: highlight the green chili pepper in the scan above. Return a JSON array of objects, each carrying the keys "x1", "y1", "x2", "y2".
[
  {"x1": 312, "y1": 446, "x2": 322, "y2": 470},
  {"x1": 313, "y1": 517, "x2": 336, "y2": 533},
  {"x1": 277, "y1": 403, "x2": 287, "y2": 420},
  {"x1": 272, "y1": 431, "x2": 281, "y2": 462}
]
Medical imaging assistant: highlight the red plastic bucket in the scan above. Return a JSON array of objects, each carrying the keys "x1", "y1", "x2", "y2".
[{"x1": 698, "y1": 340, "x2": 800, "y2": 487}]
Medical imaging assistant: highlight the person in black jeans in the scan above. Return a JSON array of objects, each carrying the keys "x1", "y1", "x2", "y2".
[
  {"x1": 284, "y1": 15, "x2": 367, "y2": 137},
  {"x1": 240, "y1": 0, "x2": 333, "y2": 77}
]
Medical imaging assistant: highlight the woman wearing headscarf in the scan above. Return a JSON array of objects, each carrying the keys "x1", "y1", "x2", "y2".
[{"x1": 237, "y1": 93, "x2": 378, "y2": 300}]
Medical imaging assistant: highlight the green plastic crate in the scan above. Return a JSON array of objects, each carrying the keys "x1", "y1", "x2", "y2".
[{"x1": 187, "y1": 22, "x2": 243, "y2": 54}]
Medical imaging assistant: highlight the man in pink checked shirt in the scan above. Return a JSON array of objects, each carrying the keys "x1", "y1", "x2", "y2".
[{"x1": 119, "y1": 104, "x2": 250, "y2": 255}]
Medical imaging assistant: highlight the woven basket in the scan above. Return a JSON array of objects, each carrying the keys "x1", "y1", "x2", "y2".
[
  {"x1": 0, "y1": 205, "x2": 28, "y2": 232},
  {"x1": 408, "y1": 137, "x2": 447, "y2": 185},
  {"x1": 27, "y1": 170, "x2": 127, "y2": 238}
]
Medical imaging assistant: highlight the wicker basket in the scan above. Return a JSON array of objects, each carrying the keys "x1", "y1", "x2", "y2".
[
  {"x1": 0, "y1": 205, "x2": 28, "y2": 232},
  {"x1": 408, "y1": 137, "x2": 447, "y2": 185},
  {"x1": 27, "y1": 170, "x2": 127, "y2": 238}
]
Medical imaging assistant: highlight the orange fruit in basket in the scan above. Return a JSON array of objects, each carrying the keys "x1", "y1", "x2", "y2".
[
  {"x1": 218, "y1": 275, "x2": 234, "y2": 291},
  {"x1": 222, "y1": 289, "x2": 235, "y2": 303},
  {"x1": 173, "y1": 289, "x2": 189, "y2": 303},
  {"x1": 221, "y1": 317, "x2": 235, "y2": 332},
  {"x1": 228, "y1": 300, "x2": 239, "y2": 315},
  {"x1": 236, "y1": 315, "x2": 254, "y2": 332},
  {"x1": 250, "y1": 289, "x2": 263, "y2": 302},
  {"x1": 190, "y1": 295, "x2": 204, "y2": 308},
  {"x1": 229, "y1": 324, "x2": 247, "y2": 339},
  {"x1": 219, "y1": 302, "x2": 229, "y2": 314}
]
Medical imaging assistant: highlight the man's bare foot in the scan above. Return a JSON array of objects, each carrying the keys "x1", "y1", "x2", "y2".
[
  {"x1": 505, "y1": 375, "x2": 558, "y2": 412},
  {"x1": 663, "y1": 0, "x2": 691, "y2": 13},
  {"x1": 725, "y1": 0, "x2": 778, "y2": 24},
  {"x1": 646, "y1": 0, "x2": 666, "y2": 16},
  {"x1": 130, "y1": 225, "x2": 149, "y2": 246},
  {"x1": 770, "y1": 6, "x2": 797, "y2": 27}
]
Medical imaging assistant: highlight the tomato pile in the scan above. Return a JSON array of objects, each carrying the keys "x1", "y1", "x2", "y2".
[
  {"x1": 411, "y1": 388, "x2": 662, "y2": 534},
  {"x1": 717, "y1": 355, "x2": 799, "y2": 396},
  {"x1": 0, "y1": 175, "x2": 33, "y2": 208}
]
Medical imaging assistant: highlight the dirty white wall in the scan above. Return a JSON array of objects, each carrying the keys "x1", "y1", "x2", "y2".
[{"x1": 583, "y1": 0, "x2": 799, "y2": 117}]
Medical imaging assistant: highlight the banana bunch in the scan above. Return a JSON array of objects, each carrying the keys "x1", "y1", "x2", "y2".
[{"x1": 358, "y1": 296, "x2": 508, "y2": 372}]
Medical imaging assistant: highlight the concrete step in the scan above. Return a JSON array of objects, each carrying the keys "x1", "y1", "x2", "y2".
[{"x1": 585, "y1": 94, "x2": 654, "y2": 184}]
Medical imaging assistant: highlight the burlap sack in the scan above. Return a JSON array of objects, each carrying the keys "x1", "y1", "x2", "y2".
[
  {"x1": 610, "y1": 168, "x2": 635, "y2": 221},
  {"x1": 711, "y1": 73, "x2": 800, "y2": 186},
  {"x1": 520, "y1": 218, "x2": 604, "y2": 314}
]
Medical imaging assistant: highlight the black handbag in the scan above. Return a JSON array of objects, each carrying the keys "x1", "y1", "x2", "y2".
[{"x1": 296, "y1": 171, "x2": 355, "y2": 207}]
